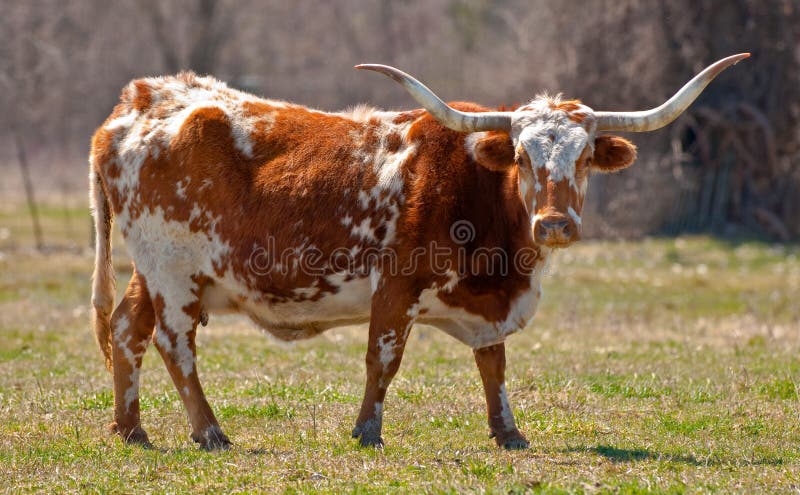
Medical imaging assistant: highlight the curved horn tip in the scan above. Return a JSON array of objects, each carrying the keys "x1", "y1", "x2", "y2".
[
  {"x1": 354, "y1": 63, "x2": 390, "y2": 71},
  {"x1": 353, "y1": 64, "x2": 408, "y2": 84},
  {"x1": 725, "y1": 53, "x2": 750, "y2": 65}
]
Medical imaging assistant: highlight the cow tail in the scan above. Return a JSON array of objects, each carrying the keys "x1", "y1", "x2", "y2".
[{"x1": 90, "y1": 166, "x2": 115, "y2": 372}]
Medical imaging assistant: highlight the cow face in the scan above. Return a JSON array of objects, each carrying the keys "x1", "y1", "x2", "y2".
[
  {"x1": 508, "y1": 98, "x2": 636, "y2": 248},
  {"x1": 358, "y1": 54, "x2": 747, "y2": 248}
]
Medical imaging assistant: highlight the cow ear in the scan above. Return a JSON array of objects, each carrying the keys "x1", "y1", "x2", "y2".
[
  {"x1": 592, "y1": 135, "x2": 637, "y2": 173},
  {"x1": 473, "y1": 132, "x2": 515, "y2": 171}
]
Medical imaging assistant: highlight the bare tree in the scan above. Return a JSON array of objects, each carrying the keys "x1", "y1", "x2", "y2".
[
  {"x1": 0, "y1": 1, "x2": 71, "y2": 249},
  {"x1": 138, "y1": 0, "x2": 235, "y2": 74},
  {"x1": 0, "y1": 0, "x2": 796, "y2": 240}
]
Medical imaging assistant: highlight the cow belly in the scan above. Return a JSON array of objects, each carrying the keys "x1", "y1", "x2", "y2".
[
  {"x1": 417, "y1": 316, "x2": 502, "y2": 348},
  {"x1": 416, "y1": 292, "x2": 504, "y2": 349},
  {"x1": 415, "y1": 282, "x2": 543, "y2": 349},
  {"x1": 202, "y1": 274, "x2": 542, "y2": 347},
  {"x1": 201, "y1": 277, "x2": 373, "y2": 341}
]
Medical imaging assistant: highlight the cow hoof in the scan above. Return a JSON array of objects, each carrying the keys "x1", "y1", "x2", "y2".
[
  {"x1": 492, "y1": 429, "x2": 529, "y2": 450},
  {"x1": 359, "y1": 434, "x2": 384, "y2": 448},
  {"x1": 110, "y1": 422, "x2": 152, "y2": 448},
  {"x1": 351, "y1": 419, "x2": 384, "y2": 448},
  {"x1": 502, "y1": 437, "x2": 530, "y2": 450},
  {"x1": 192, "y1": 425, "x2": 231, "y2": 451},
  {"x1": 356, "y1": 434, "x2": 384, "y2": 447}
]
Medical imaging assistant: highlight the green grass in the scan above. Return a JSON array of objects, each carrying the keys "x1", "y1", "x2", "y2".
[{"x1": 1, "y1": 202, "x2": 800, "y2": 493}]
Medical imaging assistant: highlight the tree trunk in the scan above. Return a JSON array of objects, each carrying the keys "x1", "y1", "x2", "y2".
[{"x1": 13, "y1": 130, "x2": 44, "y2": 250}]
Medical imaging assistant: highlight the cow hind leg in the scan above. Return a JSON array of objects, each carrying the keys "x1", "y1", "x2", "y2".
[
  {"x1": 150, "y1": 282, "x2": 230, "y2": 451},
  {"x1": 109, "y1": 271, "x2": 155, "y2": 446},
  {"x1": 473, "y1": 343, "x2": 529, "y2": 449}
]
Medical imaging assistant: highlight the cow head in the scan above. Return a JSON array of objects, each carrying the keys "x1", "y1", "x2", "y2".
[{"x1": 357, "y1": 53, "x2": 749, "y2": 248}]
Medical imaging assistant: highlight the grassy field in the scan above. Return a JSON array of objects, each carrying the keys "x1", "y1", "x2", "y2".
[{"x1": 1, "y1": 202, "x2": 799, "y2": 493}]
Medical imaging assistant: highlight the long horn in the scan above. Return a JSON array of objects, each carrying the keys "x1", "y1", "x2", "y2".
[
  {"x1": 595, "y1": 53, "x2": 750, "y2": 132},
  {"x1": 355, "y1": 64, "x2": 512, "y2": 133}
]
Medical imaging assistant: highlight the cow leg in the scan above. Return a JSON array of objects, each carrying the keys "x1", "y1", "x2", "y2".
[
  {"x1": 109, "y1": 271, "x2": 156, "y2": 446},
  {"x1": 150, "y1": 282, "x2": 230, "y2": 450},
  {"x1": 473, "y1": 343, "x2": 529, "y2": 449},
  {"x1": 352, "y1": 280, "x2": 419, "y2": 447}
]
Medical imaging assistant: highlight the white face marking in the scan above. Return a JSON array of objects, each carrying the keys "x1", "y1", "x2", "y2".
[
  {"x1": 518, "y1": 174, "x2": 531, "y2": 206},
  {"x1": 498, "y1": 383, "x2": 516, "y2": 432},
  {"x1": 510, "y1": 96, "x2": 596, "y2": 205},
  {"x1": 567, "y1": 206, "x2": 582, "y2": 226},
  {"x1": 518, "y1": 124, "x2": 586, "y2": 185}
]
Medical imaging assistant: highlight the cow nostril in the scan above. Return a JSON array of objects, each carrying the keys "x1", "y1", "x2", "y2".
[
  {"x1": 538, "y1": 219, "x2": 573, "y2": 242},
  {"x1": 541, "y1": 220, "x2": 569, "y2": 231}
]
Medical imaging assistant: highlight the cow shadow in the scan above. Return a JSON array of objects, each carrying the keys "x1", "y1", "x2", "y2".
[{"x1": 564, "y1": 444, "x2": 784, "y2": 467}]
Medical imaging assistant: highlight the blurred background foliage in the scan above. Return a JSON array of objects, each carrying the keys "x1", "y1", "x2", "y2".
[{"x1": 1, "y1": 0, "x2": 797, "y2": 241}]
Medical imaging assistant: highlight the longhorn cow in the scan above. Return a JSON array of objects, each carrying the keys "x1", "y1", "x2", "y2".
[{"x1": 90, "y1": 54, "x2": 748, "y2": 449}]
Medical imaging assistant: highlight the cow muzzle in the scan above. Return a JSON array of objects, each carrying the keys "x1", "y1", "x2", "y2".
[{"x1": 533, "y1": 215, "x2": 580, "y2": 247}]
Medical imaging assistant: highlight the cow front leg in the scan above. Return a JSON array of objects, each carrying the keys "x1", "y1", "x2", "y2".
[
  {"x1": 352, "y1": 281, "x2": 419, "y2": 447},
  {"x1": 151, "y1": 285, "x2": 230, "y2": 451},
  {"x1": 109, "y1": 271, "x2": 155, "y2": 446},
  {"x1": 473, "y1": 343, "x2": 529, "y2": 449}
]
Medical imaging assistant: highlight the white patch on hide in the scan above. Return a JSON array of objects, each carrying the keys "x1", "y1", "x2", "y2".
[
  {"x1": 464, "y1": 132, "x2": 489, "y2": 163},
  {"x1": 351, "y1": 218, "x2": 377, "y2": 243},
  {"x1": 122, "y1": 205, "x2": 231, "y2": 377},
  {"x1": 112, "y1": 315, "x2": 148, "y2": 412},
  {"x1": 377, "y1": 330, "x2": 397, "y2": 371}
]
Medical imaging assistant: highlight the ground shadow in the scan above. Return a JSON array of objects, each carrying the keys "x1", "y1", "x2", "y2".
[{"x1": 564, "y1": 445, "x2": 784, "y2": 467}]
